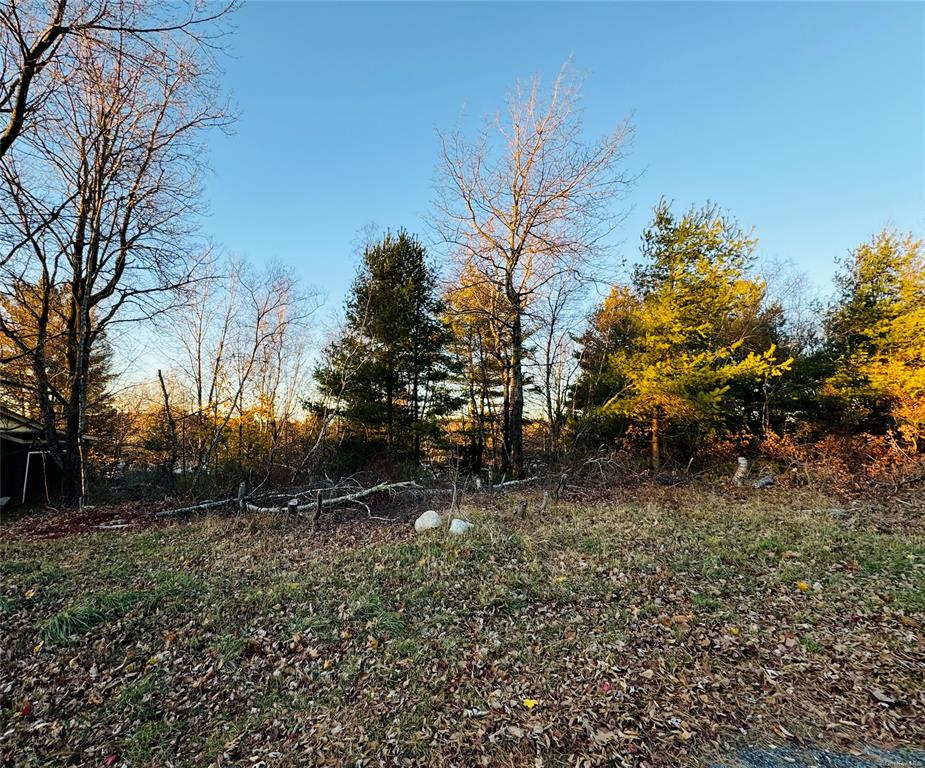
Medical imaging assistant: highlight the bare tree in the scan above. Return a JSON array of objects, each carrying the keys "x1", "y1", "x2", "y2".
[
  {"x1": 248, "y1": 299, "x2": 311, "y2": 487},
  {"x1": 436, "y1": 64, "x2": 633, "y2": 475},
  {"x1": 529, "y1": 272, "x2": 583, "y2": 456},
  {"x1": 0, "y1": 3, "x2": 232, "y2": 505},
  {"x1": 444, "y1": 265, "x2": 510, "y2": 471},
  {"x1": 0, "y1": 0, "x2": 236, "y2": 160},
  {"x1": 758, "y1": 254, "x2": 823, "y2": 354},
  {"x1": 163, "y1": 259, "x2": 318, "y2": 494},
  {"x1": 157, "y1": 367, "x2": 178, "y2": 481}
]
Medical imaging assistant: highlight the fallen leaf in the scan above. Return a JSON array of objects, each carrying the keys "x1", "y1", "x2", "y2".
[{"x1": 871, "y1": 688, "x2": 896, "y2": 705}]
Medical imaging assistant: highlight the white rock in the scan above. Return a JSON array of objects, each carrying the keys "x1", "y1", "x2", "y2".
[
  {"x1": 449, "y1": 518, "x2": 473, "y2": 535},
  {"x1": 414, "y1": 509, "x2": 443, "y2": 533}
]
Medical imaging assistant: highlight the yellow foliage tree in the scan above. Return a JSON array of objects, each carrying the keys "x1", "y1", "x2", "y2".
[
  {"x1": 595, "y1": 202, "x2": 791, "y2": 467},
  {"x1": 826, "y1": 231, "x2": 925, "y2": 446}
]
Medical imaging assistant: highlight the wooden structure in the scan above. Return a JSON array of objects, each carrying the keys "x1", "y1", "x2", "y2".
[{"x1": 0, "y1": 405, "x2": 60, "y2": 507}]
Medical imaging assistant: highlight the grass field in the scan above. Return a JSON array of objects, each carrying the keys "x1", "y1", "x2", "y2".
[{"x1": 1, "y1": 488, "x2": 923, "y2": 767}]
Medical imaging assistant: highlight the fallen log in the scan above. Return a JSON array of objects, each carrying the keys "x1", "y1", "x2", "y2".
[
  {"x1": 246, "y1": 480, "x2": 423, "y2": 516},
  {"x1": 159, "y1": 480, "x2": 432, "y2": 520},
  {"x1": 243, "y1": 501, "x2": 292, "y2": 514},
  {"x1": 321, "y1": 479, "x2": 421, "y2": 508},
  {"x1": 491, "y1": 476, "x2": 541, "y2": 490},
  {"x1": 155, "y1": 498, "x2": 233, "y2": 518}
]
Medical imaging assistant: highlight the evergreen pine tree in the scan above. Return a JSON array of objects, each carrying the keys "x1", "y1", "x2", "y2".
[
  {"x1": 313, "y1": 230, "x2": 455, "y2": 465},
  {"x1": 825, "y1": 231, "x2": 925, "y2": 445},
  {"x1": 575, "y1": 201, "x2": 790, "y2": 466}
]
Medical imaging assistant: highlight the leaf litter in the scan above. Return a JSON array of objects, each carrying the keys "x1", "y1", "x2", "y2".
[{"x1": 0, "y1": 487, "x2": 922, "y2": 766}]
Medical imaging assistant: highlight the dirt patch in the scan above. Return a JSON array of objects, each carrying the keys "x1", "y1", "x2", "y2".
[{"x1": 0, "y1": 500, "x2": 173, "y2": 540}]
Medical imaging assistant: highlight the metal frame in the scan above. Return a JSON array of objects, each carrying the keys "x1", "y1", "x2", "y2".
[{"x1": 21, "y1": 450, "x2": 50, "y2": 504}]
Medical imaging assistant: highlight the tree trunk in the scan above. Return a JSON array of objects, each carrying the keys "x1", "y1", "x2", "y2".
[
  {"x1": 62, "y1": 386, "x2": 81, "y2": 504},
  {"x1": 385, "y1": 369, "x2": 393, "y2": 453},
  {"x1": 412, "y1": 368, "x2": 420, "y2": 464},
  {"x1": 158, "y1": 369, "x2": 178, "y2": 484},
  {"x1": 76, "y1": 305, "x2": 91, "y2": 509},
  {"x1": 60, "y1": 294, "x2": 83, "y2": 505},
  {"x1": 510, "y1": 310, "x2": 524, "y2": 477},
  {"x1": 650, "y1": 415, "x2": 661, "y2": 471},
  {"x1": 466, "y1": 368, "x2": 483, "y2": 471},
  {"x1": 31, "y1": 350, "x2": 63, "y2": 479},
  {"x1": 412, "y1": 317, "x2": 421, "y2": 463},
  {"x1": 500, "y1": 361, "x2": 511, "y2": 475}
]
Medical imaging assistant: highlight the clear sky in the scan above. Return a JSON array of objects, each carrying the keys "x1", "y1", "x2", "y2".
[{"x1": 201, "y1": 1, "x2": 925, "y2": 311}]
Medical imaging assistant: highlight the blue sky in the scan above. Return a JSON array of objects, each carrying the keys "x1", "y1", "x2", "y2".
[{"x1": 202, "y1": 1, "x2": 924, "y2": 310}]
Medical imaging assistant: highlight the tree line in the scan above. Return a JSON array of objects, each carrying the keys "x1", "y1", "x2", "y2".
[
  {"x1": 0, "y1": 10, "x2": 921, "y2": 504},
  {"x1": 308, "y1": 207, "x2": 923, "y2": 480}
]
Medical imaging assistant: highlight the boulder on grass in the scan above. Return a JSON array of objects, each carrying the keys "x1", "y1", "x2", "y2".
[
  {"x1": 449, "y1": 518, "x2": 473, "y2": 535},
  {"x1": 414, "y1": 510, "x2": 443, "y2": 533}
]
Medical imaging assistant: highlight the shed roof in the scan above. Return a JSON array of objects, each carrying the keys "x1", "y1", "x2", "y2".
[{"x1": 0, "y1": 405, "x2": 49, "y2": 444}]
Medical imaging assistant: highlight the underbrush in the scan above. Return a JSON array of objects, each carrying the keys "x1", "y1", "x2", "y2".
[{"x1": 696, "y1": 431, "x2": 925, "y2": 498}]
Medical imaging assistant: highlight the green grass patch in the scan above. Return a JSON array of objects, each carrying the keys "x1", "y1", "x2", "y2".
[
  {"x1": 892, "y1": 586, "x2": 925, "y2": 614},
  {"x1": 42, "y1": 588, "x2": 147, "y2": 644},
  {"x1": 351, "y1": 588, "x2": 408, "y2": 636},
  {"x1": 691, "y1": 592, "x2": 723, "y2": 611},
  {"x1": 854, "y1": 538, "x2": 923, "y2": 578},
  {"x1": 121, "y1": 719, "x2": 185, "y2": 765},
  {"x1": 800, "y1": 635, "x2": 823, "y2": 653},
  {"x1": 290, "y1": 611, "x2": 339, "y2": 642},
  {"x1": 210, "y1": 633, "x2": 248, "y2": 665},
  {"x1": 0, "y1": 558, "x2": 33, "y2": 574},
  {"x1": 115, "y1": 672, "x2": 164, "y2": 721},
  {"x1": 0, "y1": 595, "x2": 22, "y2": 613},
  {"x1": 40, "y1": 568, "x2": 202, "y2": 644}
]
